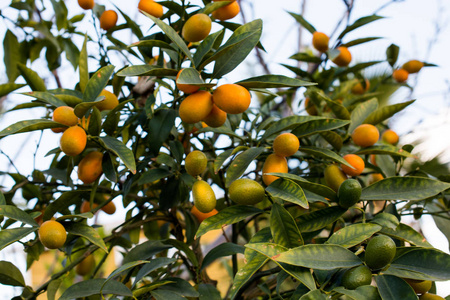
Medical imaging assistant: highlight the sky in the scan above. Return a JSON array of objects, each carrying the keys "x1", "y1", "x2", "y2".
[{"x1": 0, "y1": 0, "x2": 449, "y2": 296}]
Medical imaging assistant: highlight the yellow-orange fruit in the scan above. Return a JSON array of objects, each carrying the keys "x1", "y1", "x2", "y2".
[
  {"x1": 52, "y1": 106, "x2": 79, "y2": 133},
  {"x1": 179, "y1": 91, "x2": 214, "y2": 124},
  {"x1": 138, "y1": 0, "x2": 163, "y2": 18},
  {"x1": 101, "y1": 201, "x2": 116, "y2": 215},
  {"x1": 212, "y1": 1, "x2": 240, "y2": 21},
  {"x1": 369, "y1": 173, "x2": 384, "y2": 184},
  {"x1": 324, "y1": 164, "x2": 347, "y2": 192},
  {"x1": 191, "y1": 206, "x2": 218, "y2": 223},
  {"x1": 78, "y1": 0, "x2": 94, "y2": 10},
  {"x1": 402, "y1": 60, "x2": 424, "y2": 74},
  {"x1": 312, "y1": 32, "x2": 329, "y2": 52},
  {"x1": 351, "y1": 124, "x2": 380, "y2": 148},
  {"x1": 351, "y1": 79, "x2": 370, "y2": 95},
  {"x1": 341, "y1": 154, "x2": 365, "y2": 177},
  {"x1": 182, "y1": 13, "x2": 212, "y2": 43},
  {"x1": 273, "y1": 133, "x2": 299, "y2": 157},
  {"x1": 262, "y1": 154, "x2": 288, "y2": 186},
  {"x1": 76, "y1": 255, "x2": 95, "y2": 276},
  {"x1": 96, "y1": 89, "x2": 119, "y2": 111},
  {"x1": 369, "y1": 154, "x2": 377, "y2": 166},
  {"x1": 332, "y1": 46, "x2": 352, "y2": 67},
  {"x1": 304, "y1": 98, "x2": 318, "y2": 116},
  {"x1": 78, "y1": 151, "x2": 103, "y2": 184},
  {"x1": 60, "y1": 126, "x2": 87, "y2": 156},
  {"x1": 39, "y1": 220, "x2": 67, "y2": 249},
  {"x1": 192, "y1": 180, "x2": 216, "y2": 213},
  {"x1": 212, "y1": 84, "x2": 251, "y2": 114},
  {"x1": 81, "y1": 201, "x2": 98, "y2": 213},
  {"x1": 381, "y1": 129, "x2": 399, "y2": 145},
  {"x1": 176, "y1": 69, "x2": 200, "y2": 94},
  {"x1": 393, "y1": 69, "x2": 409, "y2": 83},
  {"x1": 100, "y1": 10, "x2": 118, "y2": 31},
  {"x1": 185, "y1": 150, "x2": 208, "y2": 176},
  {"x1": 203, "y1": 104, "x2": 227, "y2": 128},
  {"x1": 419, "y1": 294, "x2": 445, "y2": 300}
]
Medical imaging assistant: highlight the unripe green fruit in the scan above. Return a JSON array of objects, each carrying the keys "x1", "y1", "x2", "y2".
[
  {"x1": 337, "y1": 179, "x2": 362, "y2": 209},
  {"x1": 185, "y1": 150, "x2": 207, "y2": 176},
  {"x1": 341, "y1": 265, "x2": 372, "y2": 289},
  {"x1": 192, "y1": 180, "x2": 216, "y2": 213},
  {"x1": 229, "y1": 178, "x2": 265, "y2": 205},
  {"x1": 365, "y1": 235, "x2": 396, "y2": 270}
]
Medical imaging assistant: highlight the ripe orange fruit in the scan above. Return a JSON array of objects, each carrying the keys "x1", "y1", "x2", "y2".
[
  {"x1": 52, "y1": 106, "x2": 79, "y2": 133},
  {"x1": 182, "y1": 13, "x2": 211, "y2": 43},
  {"x1": 138, "y1": 0, "x2": 164, "y2": 18},
  {"x1": 203, "y1": 104, "x2": 227, "y2": 128},
  {"x1": 179, "y1": 91, "x2": 214, "y2": 124},
  {"x1": 419, "y1": 293, "x2": 445, "y2": 300},
  {"x1": 192, "y1": 180, "x2": 216, "y2": 213},
  {"x1": 76, "y1": 254, "x2": 95, "y2": 276},
  {"x1": 101, "y1": 201, "x2": 116, "y2": 215},
  {"x1": 229, "y1": 178, "x2": 265, "y2": 205},
  {"x1": 262, "y1": 154, "x2": 288, "y2": 186},
  {"x1": 212, "y1": 84, "x2": 251, "y2": 114},
  {"x1": 381, "y1": 129, "x2": 399, "y2": 145},
  {"x1": 402, "y1": 60, "x2": 424, "y2": 74},
  {"x1": 78, "y1": 151, "x2": 103, "y2": 184},
  {"x1": 351, "y1": 124, "x2": 379, "y2": 148},
  {"x1": 78, "y1": 0, "x2": 94, "y2": 10},
  {"x1": 369, "y1": 173, "x2": 384, "y2": 184},
  {"x1": 60, "y1": 126, "x2": 87, "y2": 156},
  {"x1": 81, "y1": 200, "x2": 98, "y2": 213},
  {"x1": 96, "y1": 89, "x2": 119, "y2": 111},
  {"x1": 332, "y1": 46, "x2": 352, "y2": 67},
  {"x1": 393, "y1": 68, "x2": 409, "y2": 83},
  {"x1": 312, "y1": 32, "x2": 329, "y2": 52},
  {"x1": 176, "y1": 69, "x2": 200, "y2": 94},
  {"x1": 212, "y1": 1, "x2": 240, "y2": 21},
  {"x1": 324, "y1": 164, "x2": 347, "y2": 192},
  {"x1": 185, "y1": 150, "x2": 207, "y2": 176},
  {"x1": 341, "y1": 154, "x2": 365, "y2": 177},
  {"x1": 404, "y1": 279, "x2": 432, "y2": 295},
  {"x1": 304, "y1": 98, "x2": 318, "y2": 116},
  {"x1": 99, "y1": 10, "x2": 118, "y2": 31},
  {"x1": 273, "y1": 133, "x2": 299, "y2": 157},
  {"x1": 191, "y1": 206, "x2": 218, "y2": 223},
  {"x1": 369, "y1": 154, "x2": 377, "y2": 166},
  {"x1": 351, "y1": 79, "x2": 370, "y2": 95},
  {"x1": 39, "y1": 220, "x2": 67, "y2": 249}
]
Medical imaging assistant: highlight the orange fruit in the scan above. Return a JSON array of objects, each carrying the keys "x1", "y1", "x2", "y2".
[
  {"x1": 78, "y1": 0, "x2": 94, "y2": 10},
  {"x1": 101, "y1": 201, "x2": 116, "y2": 215},
  {"x1": 402, "y1": 60, "x2": 424, "y2": 74},
  {"x1": 369, "y1": 173, "x2": 384, "y2": 184},
  {"x1": 81, "y1": 201, "x2": 98, "y2": 213},
  {"x1": 76, "y1": 254, "x2": 95, "y2": 276},
  {"x1": 185, "y1": 150, "x2": 208, "y2": 176},
  {"x1": 52, "y1": 106, "x2": 79, "y2": 133},
  {"x1": 351, "y1": 124, "x2": 379, "y2": 148},
  {"x1": 273, "y1": 133, "x2": 299, "y2": 157},
  {"x1": 192, "y1": 180, "x2": 216, "y2": 213},
  {"x1": 176, "y1": 69, "x2": 200, "y2": 94},
  {"x1": 332, "y1": 46, "x2": 352, "y2": 67},
  {"x1": 341, "y1": 154, "x2": 365, "y2": 177},
  {"x1": 393, "y1": 69, "x2": 409, "y2": 83},
  {"x1": 78, "y1": 151, "x2": 103, "y2": 184},
  {"x1": 39, "y1": 220, "x2": 67, "y2": 249},
  {"x1": 179, "y1": 91, "x2": 214, "y2": 124},
  {"x1": 304, "y1": 98, "x2": 318, "y2": 116},
  {"x1": 312, "y1": 32, "x2": 329, "y2": 52},
  {"x1": 324, "y1": 164, "x2": 347, "y2": 192},
  {"x1": 191, "y1": 206, "x2": 218, "y2": 223},
  {"x1": 96, "y1": 89, "x2": 119, "y2": 111},
  {"x1": 182, "y1": 13, "x2": 212, "y2": 42},
  {"x1": 138, "y1": 0, "x2": 163, "y2": 18},
  {"x1": 262, "y1": 154, "x2": 288, "y2": 186},
  {"x1": 351, "y1": 79, "x2": 370, "y2": 95},
  {"x1": 99, "y1": 10, "x2": 118, "y2": 31},
  {"x1": 381, "y1": 129, "x2": 399, "y2": 145},
  {"x1": 212, "y1": 1, "x2": 240, "y2": 21},
  {"x1": 203, "y1": 104, "x2": 227, "y2": 128},
  {"x1": 212, "y1": 84, "x2": 251, "y2": 114},
  {"x1": 369, "y1": 154, "x2": 377, "y2": 166},
  {"x1": 60, "y1": 126, "x2": 87, "y2": 156}
]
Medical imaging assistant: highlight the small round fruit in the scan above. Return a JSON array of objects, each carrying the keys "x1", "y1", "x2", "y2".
[
  {"x1": 365, "y1": 235, "x2": 396, "y2": 270},
  {"x1": 39, "y1": 220, "x2": 67, "y2": 249},
  {"x1": 337, "y1": 179, "x2": 362, "y2": 209},
  {"x1": 393, "y1": 68, "x2": 409, "y2": 83},
  {"x1": 341, "y1": 265, "x2": 372, "y2": 290},
  {"x1": 324, "y1": 164, "x2": 347, "y2": 192},
  {"x1": 179, "y1": 91, "x2": 214, "y2": 124},
  {"x1": 341, "y1": 154, "x2": 365, "y2": 177},
  {"x1": 332, "y1": 46, "x2": 352, "y2": 67},
  {"x1": 273, "y1": 133, "x2": 299, "y2": 157},
  {"x1": 304, "y1": 98, "x2": 318, "y2": 116},
  {"x1": 352, "y1": 124, "x2": 380, "y2": 148},
  {"x1": 419, "y1": 294, "x2": 445, "y2": 300},
  {"x1": 182, "y1": 13, "x2": 212, "y2": 43},
  {"x1": 52, "y1": 106, "x2": 79, "y2": 133},
  {"x1": 402, "y1": 60, "x2": 424, "y2": 74},
  {"x1": 76, "y1": 255, "x2": 95, "y2": 276},
  {"x1": 78, "y1": 151, "x2": 103, "y2": 184},
  {"x1": 99, "y1": 10, "x2": 118, "y2": 31},
  {"x1": 78, "y1": 0, "x2": 94, "y2": 10},
  {"x1": 81, "y1": 201, "x2": 98, "y2": 213},
  {"x1": 191, "y1": 206, "x2": 218, "y2": 223},
  {"x1": 212, "y1": 1, "x2": 240, "y2": 21},
  {"x1": 60, "y1": 126, "x2": 87, "y2": 157},
  {"x1": 101, "y1": 201, "x2": 116, "y2": 215},
  {"x1": 96, "y1": 89, "x2": 119, "y2": 111},
  {"x1": 203, "y1": 104, "x2": 227, "y2": 128},
  {"x1": 138, "y1": 0, "x2": 163, "y2": 18},
  {"x1": 192, "y1": 180, "x2": 216, "y2": 213},
  {"x1": 369, "y1": 173, "x2": 384, "y2": 184},
  {"x1": 212, "y1": 84, "x2": 251, "y2": 114},
  {"x1": 404, "y1": 279, "x2": 432, "y2": 295},
  {"x1": 381, "y1": 129, "x2": 399, "y2": 145},
  {"x1": 262, "y1": 154, "x2": 288, "y2": 186},
  {"x1": 312, "y1": 32, "x2": 329, "y2": 52},
  {"x1": 185, "y1": 150, "x2": 207, "y2": 176},
  {"x1": 229, "y1": 178, "x2": 265, "y2": 205},
  {"x1": 176, "y1": 69, "x2": 200, "y2": 94},
  {"x1": 351, "y1": 79, "x2": 370, "y2": 95}
]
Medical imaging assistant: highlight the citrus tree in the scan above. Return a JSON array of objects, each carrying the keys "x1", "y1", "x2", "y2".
[{"x1": 0, "y1": 0, "x2": 449, "y2": 299}]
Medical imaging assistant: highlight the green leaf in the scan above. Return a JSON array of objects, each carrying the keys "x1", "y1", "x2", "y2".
[
  {"x1": 333, "y1": 286, "x2": 381, "y2": 300},
  {"x1": 236, "y1": 75, "x2": 315, "y2": 89},
  {"x1": 17, "y1": 63, "x2": 47, "y2": 91},
  {"x1": 3, "y1": 30, "x2": 22, "y2": 82},
  {"x1": 43, "y1": 191, "x2": 87, "y2": 221},
  {"x1": 337, "y1": 15, "x2": 384, "y2": 40},
  {"x1": 162, "y1": 239, "x2": 199, "y2": 267},
  {"x1": 289, "y1": 52, "x2": 323, "y2": 64},
  {"x1": 123, "y1": 240, "x2": 172, "y2": 264},
  {"x1": 117, "y1": 65, "x2": 178, "y2": 77},
  {"x1": 0, "y1": 261, "x2": 26, "y2": 287},
  {"x1": 141, "y1": 13, "x2": 194, "y2": 65},
  {"x1": 327, "y1": 223, "x2": 382, "y2": 248},
  {"x1": 62, "y1": 38, "x2": 80, "y2": 70},
  {"x1": 49, "y1": 88, "x2": 84, "y2": 106},
  {"x1": 128, "y1": 40, "x2": 176, "y2": 51},
  {"x1": 355, "y1": 145, "x2": 413, "y2": 158},
  {"x1": 59, "y1": 278, "x2": 132, "y2": 300},
  {"x1": 386, "y1": 43, "x2": 400, "y2": 67},
  {"x1": 201, "y1": 243, "x2": 245, "y2": 271},
  {"x1": 363, "y1": 100, "x2": 415, "y2": 126},
  {"x1": 296, "y1": 206, "x2": 347, "y2": 232},
  {"x1": 73, "y1": 98, "x2": 104, "y2": 118},
  {"x1": 194, "y1": 30, "x2": 225, "y2": 67},
  {"x1": 370, "y1": 213, "x2": 399, "y2": 230},
  {"x1": 292, "y1": 118, "x2": 350, "y2": 138},
  {"x1": 321, "y1": 97, "x2": 351, "y2": 120},
  {"x1": 176, "y1": 67, "x2": 215, "y2": 88},
  {"x1": 225, "y1": 147, "x2": 265, "y2": 187},
  {"x1": 138, "y1": 168, "x2": 172, "y2": 185},
  {"x1": 23, "y1": 91, "x2": 67, "y2": 107},
  {"x1": 101, "y1": 260, "x2": 149, "y2": 292},
  {"x1": 147, "y1": 108, "x2": 177, "y2": 155},
  {"x1": 261, "y1": 115, "x2": 325, "y2": 141},
  {"x1": 0, "y1": 227, "x2": 37, "y2": 251},
  {"x1": 380, "y1": 223, "x2": 432, "y2": 248},
  {"x1": 0, "y1": 192, "x2": 5, "y2": 205},
  {"x1": 361, "y1": 176, "x2": 450, "y2": 201},
  {"x1": 299, "y1": 146, "x2": 353, "y2": 168},
  {"x1": 342, "y1": 37, "x2": 383, "y2": 48},
  {"x1": 116, "y1": 6, "x2": 143, "y2": 39},
  {"x1": 288, "y1": 12, "x2": 316, "y2": 34},
  {"x1": 47, "y1": 278, "x2": 63, "y2": 300},
  {"x1": 375, "y1": 275, "x2": 418, "y2": 300},
  {"x1": 0, "y1": 83, "x2": 26, "y2": 98},
  {"x1": 348, "y1": 98, "x2": 378, "y2": 133},
  {"x1": 134, "y1": 257, "x2": 177, "y2": 287},
  {"x1": 198, "y1": 284, "x2": 221, "y2": 300},
  {"x1": 99, "y1": 136, "x2": 137, "y2": 174},
  {"x1": 151, "y1": 290, "x2": 185, "y2": 300},
  {"x1": 65, "y1": 222, "x2": 108, "y2": 253},
  {"x1": 83, "y1": 65, "x2": 115, "y2": 102},
  {"x1": 299, "y1": 289, "x2": 327, "y2": 300},
  {"x1": 214, "y1": 149, "x2": 234, "y2": 173},
  {"x1": 0, "y1": 205, "x2": 38, "y2": 226},
  {"x1": 0, "y1": 119, "x2": 64, "y2": 139},
  {"x1": 266, "y1": 179, "x2": 308, "y2": 208},
  {"x1": 428, "y1": 201, "x2": 450, "y2": 252},
  {"x1": 156, "y1": 277, "x2": 199, "y2": 297},
  {"x1": 197, "y1": 126, "x2": 245, "y2": 141},
  {"x1": 270, "y1": 203, "x2": 304, "y2": 248},
  {"x1": 79, "y1": 35, "x2": 88, "y2": 93},
  {"x1": 280, "y1": 264, "x2": 316, "y2": 291},
  {"x1": 196, "y1": 205, "x2": 263, "y2": 237},
  {"x1": 230, "y1": 255, "x2": 268, "y2": 300}
]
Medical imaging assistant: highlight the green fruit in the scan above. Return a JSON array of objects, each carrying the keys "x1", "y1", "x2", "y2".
[
  {"x1": 192, "y1": 180, "x2": 216, "y2": 213},
  {"x1": 365, "y1": 235, "x2": 396, "y2": 270},
  {"x1": 229, "y1": 178, "x2": 265, "y2": 205},
  {"x1": 185, "y1": 150, "x2": 207, "y2": 176},
  {"x1": 337, "y1": 179, "x2": 362, "y2": 209},
  {"x1": 324, "y1": 164, "x2": 347, "y2": 192},
  {"x1": 404, "y1": 278, "x2": 432, "y2": 295},
  {"x1": 341, "y1": 265, "x2": 372, "y2": 290},
  {"x1": 419, "y1": 294, "x2": 445, "y2": 300}
]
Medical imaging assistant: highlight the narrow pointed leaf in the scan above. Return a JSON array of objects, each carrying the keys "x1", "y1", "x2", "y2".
[
  {"x1": 337, "y1": 15, "x2": 384, "y2": 40},
  {"x1": 99, "y1": 136, "x2": 136, "y2": 174},
  {"x1": 0, "y1": 119, "x2": 65, "y2": 139},
  {"x1": 22, "y1": 91, "x2": 66, "y2": 107},
  {"x1": 0, "y1": 261, "x2": 26, "y2": 287},
  {"x1": 17, "y1": 63, "x2": 46, "y2": 91},
  {"x1": 326, "y1": 223, "x2": 382, "y2": 248},
  {"x1": 281, "y1": 264, "x2": 316, "y2": 291},
  {"x1": 355, "y1": 145, "x2": 413, "y2": 158},
  {"x1": 236, "y1": 75, "x2": 315, "y2": 89},
  {"x1": 65, "y1": 222, "x2": 108, "y2": 253},
  {"x1": 134, "y1": 258, "x2": 177, "y2": 287},
  {"x1": 225, "y1": 147, "x2": 265, "y2": 187},
  {"x1": 349, "y1": 98, "x2": 378, "y2": 133},
  {"x1": 123, "y1": 240, "x2": 172, "y2": 264},
  {"x1": 4, "y1": 30, "x2": 22, "y2": 82},
  {"x1": 79, "y1": 35, "x2": 88, "y2": 93},
  {"x1": 0, "y1": 205, "x2": 38, "y2": 226},
  {"x1": 333, "y1": 286, "x2": 381, "y2": 300},
  {"x1": 194, "y1": 30, "x2": 225, "y2": 67},
  {"x1": 101, "y1": 260, "x2": 149, "y2": 292},
  {"x1": 296, "y1": 206, "x2": 347, "y2": 232},
  {"x1": 176, "y1": 67, "x2": 215, "y2": 88},
  {"x1": 0, "y1": 83, "x2": 26, "y2": 98},
  {"x1": 198, "y1": 284, "x2": 221, "y2": 300},
  {"x1": 386, "y1": 43, "x2": 400, "y2": 67},
  {"x1": 380, "y1": 223, "x2": 432, "y2": 248},
  {"x1": 321, "y1": 131, "x2": 343, "y2": 151},
  {"x1": 342, "y1": 37, "x2": 383, "y2": 48},
  {"x1": 270, "y1": 203, "x2": 304, "y2": 248},
  {"x1": 288, "y1": 12, "x2": 316, "y2": 34},
  {"x1": 201, "y1": 243, "x2": 245, "y2": 271},
  {"x1": 299, "y1": 289, "x2": 327, "y2": 300},
  {"x1": 289, "y1": 52, "x2": 322, "y2": 63},
  {"x1": 0, "y1": 227, "x2": 37, "y2": 251},
  {"x1": 83, "y1": 65, "x2": 115, "y2": 102},
  {"x1": 128, "y1": 40, "x2": 175, "y2": 51},
  {"x1": 59, "y1": 278, "x2": 132, "y2": 300},
  {"x1": 138, "y1": 168, "x2": 172, "y2": 185},
  {"x1": 213, "y1": 149, "x2": 233, "y2": 173},
  {"x1": 74, "y1": 97, "x2": 104, "y2": 118},
  {"x1": 299, "y1": 146, "x2": 353, "y2": 168},
  {"x1": 151, "y1": 290, "x2": 185, "y2": 300},
  {"x1": 261, "y1": 115, "x2": 325, "y2": 141},
  {"x1": 266, "y1": 179, "x2": 308, "y2": 208},
  {"x1": 117, "y1": 65, "x2": 178, "y2": 77},
  {"x1": 370, "y1": 213, "x2": 399, "y2": 229},
  {"x1": 321, "y1": 97, "x2": 351, "y2": 120},
  {"x1": 363, "y1": 100, "x2": 415, "y2": 125},
  {"x1": 292, "y1": 119, "x2": 350, "y2": 138},
  {"x1": 43, "y1": 191, "x2": 87, "y2": 221},
  {"x1": 197, "y1": 126, "x2": 245, "y2": 141},
  {"x1": 375, "y1": 275, "x2": 418, "y2": 300}
]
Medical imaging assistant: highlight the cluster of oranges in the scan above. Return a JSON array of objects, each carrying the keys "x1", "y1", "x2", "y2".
[
  {"x1": 393, "y1": 59, "x2": 424, "y2": 83},
  {"x1": 312, "y1": 31, "x2": 352, "y2": 67},
  {"x1": 78, "y1": 0, "x2": 118, "y2": 31}
]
